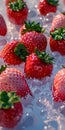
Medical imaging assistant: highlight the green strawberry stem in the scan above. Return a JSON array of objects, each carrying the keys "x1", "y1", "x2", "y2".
[
  {"x1": 50, "y1": 26, "x2": 65, "y2": 40},
  {"x1": 0, "y1": 91, "x2": 20, "y2": 109},
  {"x1": 62, "y1": 65, "x2": 65, "y2": 68},
  {"x1": 14, "y1": 43, "x2": 30, "y2": 61},
  {"x1": 21, "y1": 21, "x2": 45, "y2": 34},
  {"x1": 18, "y1": 0, "x2": 22, "y2": 2},
  {"x1": 35, "y1": 49, "x2": 54, "y2": 64},
  {"x1": 62, "y1": 12, "x2": 65, "y2": 15},
  {"x1": 9, "y1": 0, "x2": 26, "y2": 11},
  {"x1": 0, "y1": 65, "x2": 7, "y2": 74},
  {"x1": 47, "y1": 0, "x2": 59, "y2": 6},
  {"x1": 18, "y1": 0, "x2": 22, "y2": 10}
]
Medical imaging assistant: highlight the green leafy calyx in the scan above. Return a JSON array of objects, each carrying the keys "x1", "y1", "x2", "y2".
[
  {"x1": 14, "y1": 43, "x2": 29, "y2": 61},
  {"x1": 47, "y1": 0, "x2": 59, "y2": 6},
  {"x1": 21, "y1": 21, "x2": 45, "y2": 34},
  {"x1": 0, "y1": 65, "x2": 7, "y2": 74},
  {"x1": 36, "y1": 49, "x2": 54, "y2": 64},
  {"x1": 62, "y1": 12, "x2": 65, "y2": 15},
  {"x1": 0, "y1": 91, "x2": 20, "y2": 109},
  {"x1": 9, "y1": 0, "x2": 26, "y2": 11},
  {"x1": 50, "y1": 27, "x2": 65, "y2": 40},
  {"x1": 62, "y1": 65, "x2": 65, "y2": 68}
]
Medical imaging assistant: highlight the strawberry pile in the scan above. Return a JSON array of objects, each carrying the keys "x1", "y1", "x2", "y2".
[
  {"x1": 0, "y1": 65, "x2": 32, "y2": 128},
  {"x1": 0, "y1": 0, "x2": 65, "y2": 129},
  {"x1": 0, "y1": 21, "x2": 48, "y2": 67}
]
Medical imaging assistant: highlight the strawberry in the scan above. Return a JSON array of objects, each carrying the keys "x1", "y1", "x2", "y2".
[
  {"x1": 63, "y1": 0, "x2": 65, "y2": 4},
  {"x1": 6, "y1": 0, "x2": 28, "y2": 25},
  {"x1": 20, "y1": 21, "x2": 47, "y2": 53},
  {"x1": 0, "y1": 91, "x2": 23, "y2": 128},
  {"x1": 0, "y1": 67, "x2": 32, "y2": 97},
  {"x1": 0, "y1": 14, "x2": 7, "y2": 36},
  {"x1": 0, "y1": 40, "x2": 29, "y2": 65},
  {"x1": 53, "y1": 68, "x2": 65, "y2": 101},
  {"x1": 24, "y1": 50, "x2": 53, "y2": 79},
  {"x1": 50, "y1": 13, "x2": 65, "y2": 32},
  {"x1": 38, "y1": 0, "x2": 58, "y2": 16},
  {"x1": 50, "y1": 27, "x2": 65, "y2": 55}
]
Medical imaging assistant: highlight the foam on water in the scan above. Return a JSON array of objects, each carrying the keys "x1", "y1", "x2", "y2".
[{"x1": 0, "y1": 0, "x2": 65, "y2": 130}]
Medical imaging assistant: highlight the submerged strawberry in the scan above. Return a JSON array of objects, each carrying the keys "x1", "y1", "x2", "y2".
[
  {"x1": 50, "y1": 27, "x2": 65, "y2": 55},
  {"x1": 53, "y1": 68, "x2": 65, "y2": 101},
  {"x1": 20, "y1": 21, "x2": 47, "y2": 53},
  {"x1": 0, "y1": 91, "x2": 23, "y2": 128},
  {"x1": 6, "y1": 0, "x2": 28, "y2": 25},
  {"x1": 0, "y1": 67, "x2": 32, "y2": 97},
  {"x1": 0, "y1": 14, "x2": 7, "y2": 36},
  {"x1": 38, "y1": 0, "x2": 58, "y2": 16},
  {"x1": 0, "y1": 40, "x2": 29, "y2": 65},
  {"x1": 50, "y1": 13, "x2": 65, "y2": 32},
  {"x1": 24, "y1": 50, "x2": 54, "y2": 79}
]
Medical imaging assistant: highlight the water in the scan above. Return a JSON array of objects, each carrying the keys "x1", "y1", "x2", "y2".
[{"x1": 0, "y1": 0, "x2": 65, "y2": 130}]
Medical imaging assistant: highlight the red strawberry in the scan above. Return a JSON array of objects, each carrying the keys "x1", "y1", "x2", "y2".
[
  {"x1": 53, "y1": 68, "x2": 65, "y2": 101},
  {"x1": 38, "y1": 0, "x2": 58, "y2": 16},
  {"x1": 0, "y1": 67, "x2": 32, "y2": 97},
  {"x1": 0, "y1": 40, "x2": 29, "y2": 65},
  {"x1": 6, "y1": 0, "x2": 28, "y2": 25},
  {"x1": 63, "y1": 0, "x2": 65, "y2": 4},
  {"x1": 0, "y1": 14, "x2": 7, "y2": 36},
  {"x1": 20, "y1": 21, "x2": 47, "y2": 53},
  {"x1": 24, "y1": 50, "x2": 53, "y2": 79},
  {"x1": 50, "y1": 13, "x2": 65, "y2": 32},
  {"x1": 0, "y1": 91, "x2": 23, "y2": 128},
  {"x1": 50, "y1": 27, "x2": 65, "y2": 55}
]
